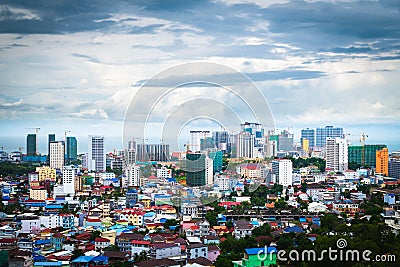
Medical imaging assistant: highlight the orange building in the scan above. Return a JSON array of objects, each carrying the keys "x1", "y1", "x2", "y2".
[{"x1": 376, "y1": 148, "x2": 389, "y2": 176}]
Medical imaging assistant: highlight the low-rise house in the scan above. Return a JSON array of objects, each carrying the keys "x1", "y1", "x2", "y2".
[
  {"x1": 233, "y1": 247, "x2": 278, "y2": 267},
  {"x1": 116, "y1": 233, "x2": 145, "y2": 252},
  {"x1": 207, "y1": 245, "x2": 221, "y2": 262},
  {"x1": 94, "y1": 237, "x2": 111, "y2": 251},
  {"x1": 150, "y1": 243, "x2": 181, "y2": 260},
  {"x1": 233, "y1": 220, "x2": 254, "y2": 239},
  {"x1": 186, "y1": 243, "x2": 208, "y2": 259}
]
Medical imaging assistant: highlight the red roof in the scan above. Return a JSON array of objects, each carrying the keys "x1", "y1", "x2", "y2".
[
  {"x1": 131, "y1": 240, "x2": 151, "y2": 245},
  {"x1": 87, "y1": 218, "x2": 101, "y2": 222}
]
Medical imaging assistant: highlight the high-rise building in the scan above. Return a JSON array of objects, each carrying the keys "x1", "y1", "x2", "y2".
[
  {"x1": 50, "y1": 141, "x2": 65, "y2": 169},
  {"x1": 209, "y1": 150, "x2": 223, "y2": 174},
  {"x1": 136, "y1": 144, "x2": 169, "y2": 162},
  {"x1": 348, "y1": 144, "x2": 387, "y2": 167},
  {"x1": 302, "y1": 139, "x2": 309, "y2": 153},
  {"x1": 185, "y1": 152, "x2": 213, "y2": 187},
  {"x1": 272, "y1": 159, "x2": 293, "y2": 186},
  {"x1": 66, "y1": 137, "x2": 78, "y2": 163},
  {"x1": 48, "y1": 134, "x2": 55, "y2": 157},
  {"x1": 389, "y1": 157, "x2": 400, "y2": 179},
  {"x1": 124, "y1": 138, "x2": 136, "y2": 165},
  {"x1": 316, "y1": 126, "x2": 344, "y2": 148},
  {"x1": 125, "y1": 163, "x2": 140, "y2": 187},
  {"x1": 301, "y1": 128, "x2": 315, "y2": 149},
  {"x1": 27, "y1": 134, "x2": 37, "y2": 156},
  {"x1": 376, "y1": 148, "x2": 389, "y2": 176},
  {"x1": 326, "y1": 138, "x2": 348, "y2": 172},
  {"x1": 278, "y1": 130, "x2": 294, "y2": 152},
  {"x1": 190, "y1": 131, "x2": 211, "y2": 152},
  {"x1": 212, "y1": 131, "x2": 231, "y2": 154},
  {"x1": 88, "y1": 135, "x2": 106, "y2": 172},
  {"x1": 236, "y1": 132, "x2": 255, "y2": 158},
  {"x1": 62, "y1": 165, "x2": 79, "y2": 195},
  {"x1": 241, "y1": 122, "x2": 265, "y2": 157}
]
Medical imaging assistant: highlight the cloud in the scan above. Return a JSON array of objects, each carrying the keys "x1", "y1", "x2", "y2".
[{"x1": 0, "y1": 98, "x2": 24, "y2": 107}]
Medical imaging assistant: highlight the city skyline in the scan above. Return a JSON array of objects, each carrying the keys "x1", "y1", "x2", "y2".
[{"x1": 0, "y1": 1, "x2": 399, "y2": 152}]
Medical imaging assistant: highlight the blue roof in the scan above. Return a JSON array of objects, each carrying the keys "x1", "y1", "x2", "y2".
[
  {"x1": 91, "y1": 255, "x2": 108, "y2": 263},
  {"x1": 34, "y1": 239, "x2": 51, "y2": 245},
  {"x1": 245, "y1": 247, "x2": 278, "y2": 255},
  {"x1": 72, "y1": 256, "x2": 94, "y2": 263},
  {"x1": 127, "y1": 189, "x2": 138, "y2": 193},
  {"x1": 33, "y1": 255, "x2": 47, "y2": 261},
  {"x1": 284, "y1": 226, "x2": 303, "y2": 233},
  {"x1": 34, "y1": 262, "x2": 62, "y2": 267},
  {"x1": 166, "y1": 178, "x2": 177, "y2": 182}
]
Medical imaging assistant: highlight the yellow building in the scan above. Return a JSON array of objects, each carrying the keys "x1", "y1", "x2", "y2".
[
  {"x1": 30, "y1": 188, "x2": 48, "y2": 200},
  {"x1": 101, "y1": 230, "x2": 116, "y2": 245},
  {"x1": 302, "y1": 138, "x2": 309, "y2": 153},
  {"x1": 376, "y1": 148, "x2": 389, "y2": 176},
  {"x1": 74, "y1": 175, "x2": 83, "y2": 192},
  {"x1": 36, "y1": 166, "x2": 56, "y2": 182}
]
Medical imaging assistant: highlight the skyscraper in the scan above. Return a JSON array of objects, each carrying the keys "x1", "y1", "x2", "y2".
[
  {"x1": 316, "y1": 126, "x2": 344, "y2": 148},
  {"x1": 50, "y1": 141, "x2": 65, "y2": 169},
  {"x1": 209, "y1": 150, "x2": 223, "y2": 173},
  {"x1": 240, "y1": 122, "x2": 265, "y2": 157},
  {"x1": 88, "y1": 135, "x2": 106, "y2": 172},
  {"x1": 272, "y1": 159, "x2": 293, "y2": 186},
  {"x1": 185, "y1": 152, "x2": 213, "y2": 186},
  {"x1": 136, "y1": 144, "x2": 169, "y2": 162},
  {"x1": 66, "y1": 137, "x2": 78, "y2": 163},
  {"x1": 236, "y1": 131, "x2": 254, "y2": 158},
  {"x1": 27, "y1": 134, "x2": 37, "y2": 156},
  {"x1": 376, "y1": 148, "x2": 389, "y2": 176},
  {"x1": 389, "y1": 158, "x2": 400, "y2": 179},
  {"x1": 278, "y1": 130, "x2": 294, "y2": 152},
  {"x1": 301, "y1": 128, "x2": 315, "y2": 149},
  {"x1": 190, "y1": 131, "x2": 211, "y2": 152},
  {"x1": 62, "y1": 165, "x2": 79, "y2": 195},
  {"x1": 212, "y1": 131, "x2": 230, "y2": 154},
  {"x1": 48, "y1": 134, "x2": 55, "y2": 157},
  {"x1": 326, "y1": 138, "x2": 348, "y2": 172}
]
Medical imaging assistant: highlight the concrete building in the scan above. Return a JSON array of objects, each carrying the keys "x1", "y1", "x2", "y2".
[
  {"x1": 376, "y1": 148, "x2": 389, "y2": 176},
  {"x1": 316, "y1": 126, "x2": 343, "y2": 148},
  {"x1": 88, "y1": 135, "x2": 106, "y2": 172},
  {"x1": 136, "y1": 143, "x2": 169, "y2": 162},
  {"x1": 36, "y1": 166, "x2": 56, "y2": 182},
  {"x1": 326, "y1": 138, "x2": 348, "y2": 172},
  {"x1": 185, "y1": 153, "x2": 213, "y2": 187},
  {"x1": 125, "y1": 163, "x2": 140, "y2": 187},
  {"x1": 62, "y1": 165, "x2": 79, "y2": 195},
  {"x1": 190, "y1": 131, "x2": 211, "y2": 152},
  {"x1": 272, "y1": 159, "x2": 293, "y2": 186},
  {"x1": 49, "y1": 141, "x2": 65, "y2": 169},
  {"x1": 389, "y1": 157, "x2": 400, "y2": 179},
  {"x1": 236, "y1": 132, "x2": 255, "y2": 159},
  {"x1": 348, "y1": 144, "x2": 387, "y2": 167}
]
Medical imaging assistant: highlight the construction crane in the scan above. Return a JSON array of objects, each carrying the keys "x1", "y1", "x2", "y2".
[
  {"x1": 64, "y1": 130, "x2": 71, "y2": 144},
  {"x1": 26, "y1": 127, "x2": 40, "y2": 155}
]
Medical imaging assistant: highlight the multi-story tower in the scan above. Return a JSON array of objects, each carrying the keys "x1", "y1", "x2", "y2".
[
  {"x1": 212, "y1": 131, "x2": 230, "y2": 154},
  {"x1": 389, "y1": 157, "x2": 400, "y2": 179},
  {"x1": 209, "y1": 150, "x2": 223, "y2": 174},
  {"x1": 272, "y1": 159, "x2": 293, "y2": 186},
  {"x1": 62, "y1": 165, "x2": 79, "y2": 195},
  {"x1": 88, "y1": 135, "x2": 106, "y2": 172},
  {"x1": 190, "y1": 131, "x2": 211, "y2": 152},
  {"x1": 278, "y1": 130, "x2": 294, "y2": 152},
  {"x1": 185, "y1": 152, "x2": 213, "y2": 187},
  {"x1": 376, "y1": 148, "x2": 389, "y2": 176},
  {"x1": 48, "y1": 134, "x2": 55, "y2": 158},
  {"x1": 316, "y1": 126, "x2": 344, "y2": 148},
  {"x1": 124, "y1": 138, "x2": 136, "y2": 165},
  {"x1": 301, "y1": 128, "x2": 315, "y2": 149},
  {"x1": 236, "y1": 132, "x2": 255, "y2": 158},
  {"x1": 125, "y1": 163, "x2": 140, "y2": 187},
  {"x1": 66, "y1": 137, "x2": 78, "y2": 163},
  {"x1": 240, "y1": 122, "x2": 265, "y2": 157},
  {"x1": 27, "y1": 134, "x2": 37, "y2": 156},
  {"x1": 50, "y1": 141, "x2": 65, "y2": 169},
  {"x1": 326, "y1": 138, "x2": 348, "y2": 172},
  {"x1": 136, "y1": 144, "x2": 169, "y2": 162}
]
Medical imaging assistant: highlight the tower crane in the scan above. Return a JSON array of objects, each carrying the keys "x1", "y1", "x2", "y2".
[{"x1": 64, "y1": 130, "x2": 71, "y2": 144}]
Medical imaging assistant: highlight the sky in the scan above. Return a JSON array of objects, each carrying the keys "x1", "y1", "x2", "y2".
[{"x1": 0, "y1": 0, "x2": 399, "y2": 153}]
